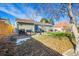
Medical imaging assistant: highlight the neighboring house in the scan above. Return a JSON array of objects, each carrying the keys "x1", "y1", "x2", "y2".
[
  {"x1": 54, "y1": 21, "x2": 69, "y2": 32},
  {"x1": 16, "y1": 19, "x2": 35, "y2": 32},
  {"x1": 0, "y1": 18, "x2": 11, "y2": 24},
  {"x1": 0, "y1": 18, "x2": 14, "y2": 37},
  {"x1": 16, "y1": 19, "x2": 53, "y2": 33},
  {"x1": 35, "y1": 22, "x2": 53, "y2": 32}
]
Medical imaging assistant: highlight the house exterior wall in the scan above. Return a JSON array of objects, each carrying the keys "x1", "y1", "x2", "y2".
[
  {"x1": 17, "y1": 23, "x2": 35, "y2": 32},
  {"x1": 46, "y1": 26, "x2": 52, "y2": 31},
  {"x1": 17, "y1": 21, "x2": 53, "y2": 33},
  {"x1": 41, "y1": 26, "x2": 53, "y2": 32}
]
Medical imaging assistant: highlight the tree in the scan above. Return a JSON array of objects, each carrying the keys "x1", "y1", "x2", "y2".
[
  {"x1": 40, "y1": 18, "x2": 50, "y2": 23},
  {"x1": 40, "y1": 18, "x2": 48, "y2": 23},
  {"x1": 48, "y1": 19, "x2": 54, "y2": 25},
  {"x1": 40, "y1": 18, "x2": 54, "y2": 25},
  {"x1": 20, "y1": 4, "x2": 79, "y2": 55},
  {"x1": 39, "y1": 3, "x2": 79, "y2": 55},
  {"x1": 38, "y1": 4, "x2": 67, "y2": 24},
  {"x1": 68, "y1": 3, "x2": 79, "y2": 55}
]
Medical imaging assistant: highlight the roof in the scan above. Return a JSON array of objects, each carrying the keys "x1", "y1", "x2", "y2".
[
  {"x1": 35, "y1": 22, "x2": 52, "y2": 26},
  {"x1": 54, "y1": 21, "x2": 69, "y2": 28},
  {"x1": 0, "y1": 18, "x2": 7, "y2": 22},
  {"x1": 16, "y1": 18, "x2": 53, "y2": 26},
  {"x1": 16, "y1": 18, "x2": 35, "y2": 24}
]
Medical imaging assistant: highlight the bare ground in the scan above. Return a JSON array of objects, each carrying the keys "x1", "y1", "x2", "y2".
[
  {"x1": 1, "y1": 34, "x2": 75, "y2": 56},
  {"x1": 15, "y1": 38, "x2": 62, "y2": 56}
]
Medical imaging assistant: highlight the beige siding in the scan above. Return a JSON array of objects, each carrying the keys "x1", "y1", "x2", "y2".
[
  {"x1": 41, "y1": 26, "x2": 53, "y2": 32},
  {"x1": 18, "y1": 23, "x2": 34, "y2": 31}
]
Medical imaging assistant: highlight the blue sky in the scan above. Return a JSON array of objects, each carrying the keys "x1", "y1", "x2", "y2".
[{"x1": 0, "y1": 3, "x2": 79, "y2": 26}]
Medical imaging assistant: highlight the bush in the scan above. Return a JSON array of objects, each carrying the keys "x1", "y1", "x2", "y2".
[{"x1": 47, "y1": 32, "x2": 74, "y2": 38}]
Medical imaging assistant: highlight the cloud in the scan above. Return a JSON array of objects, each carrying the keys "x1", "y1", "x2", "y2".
[
  {"x1": 34, "y1": 16, "x2": 42, "y2": 22},
  {"x1": 0, "y1": 8, "x2": 27, "y2": 18},
  {"x1": 0, "y1": 3, "x2": 42, "y2": 22},
  {"x1": 0, "y1": 4, "x2": 29, "y2": 19}
]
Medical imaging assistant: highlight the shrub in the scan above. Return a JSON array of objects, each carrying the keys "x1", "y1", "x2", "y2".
[{"x1": 47, "y1": 32, "x2": 74, "y2": 38}]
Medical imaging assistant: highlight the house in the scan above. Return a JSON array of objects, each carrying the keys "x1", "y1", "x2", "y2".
[
  {"x1": 34, "y1": 22, "x2": 53, "y2": 32},
  {"x1": 54, "y1": 21, "x2": 69, "y2": 32},
  {"x1": 16, "y1": 19, "x2": 35, "y2": 32},
  {"x1": 16, "y1": 18, "x2": 53, "y2": 34},
  {"x1": 0, "y1": 18, "x2": 14, "y2": 37}
]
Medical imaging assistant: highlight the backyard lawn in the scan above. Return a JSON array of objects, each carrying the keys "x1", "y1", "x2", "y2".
[
  {"x1": 32, "y1": 32, "x2": 76, "y2": 54},
  {"x1": 0, "y1": 32, "x2": 76, "y2": 56}
]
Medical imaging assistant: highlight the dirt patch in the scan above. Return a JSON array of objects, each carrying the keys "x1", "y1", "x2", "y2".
[
  {"x1": 16, "y1": 38, "x2": 62, "y2": 56},
  {"x1": 0, "y1": 37, "x2": 62, "y2": 56}
]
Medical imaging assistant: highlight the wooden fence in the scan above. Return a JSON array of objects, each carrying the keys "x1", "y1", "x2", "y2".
[{"x1": 0, "y1": 21, "x2": 14, "y2": 38}]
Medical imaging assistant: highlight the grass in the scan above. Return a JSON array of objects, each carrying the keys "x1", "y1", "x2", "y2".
[
  {"x1": 47, "y1": 32, "x2": 76, "y2": 45},
  {"x1": 47, "y1": 32, "x2": 74, "y2": 37},
  {"x1": 16, "y1": 38, "x2": 62, "y2": 56},
  {"x1": 0, "y1": 32, "x2": 76, "y2": 55},
  {"x1": 32, "y1": 32, "x2": 76, "y2": 54}
]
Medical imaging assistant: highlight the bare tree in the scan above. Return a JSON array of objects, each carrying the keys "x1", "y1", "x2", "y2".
[
  {"x1": 38, "y1": 3, "x2": 79, "y2": 55},
  {"x1": 68, "y1": 3, "x2": 79, "y2": 55}
]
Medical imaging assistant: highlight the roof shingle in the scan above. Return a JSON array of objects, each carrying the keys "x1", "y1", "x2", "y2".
[{"x1": 54, "y1": 21, "x2": 69, "y2": 28}]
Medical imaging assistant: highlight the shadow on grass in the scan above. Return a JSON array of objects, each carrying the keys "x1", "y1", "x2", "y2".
[
  {"x1": 67, "y1": 36, "x2": 76, "y2": 52},
  {"x1": 16, "y1": 37, "x2": 62, "y2": 56}
]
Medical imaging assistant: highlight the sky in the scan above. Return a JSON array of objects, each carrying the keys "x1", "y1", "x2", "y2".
[{"x1": 0, "y1": 3, "x2": 79, "y2": 26}]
